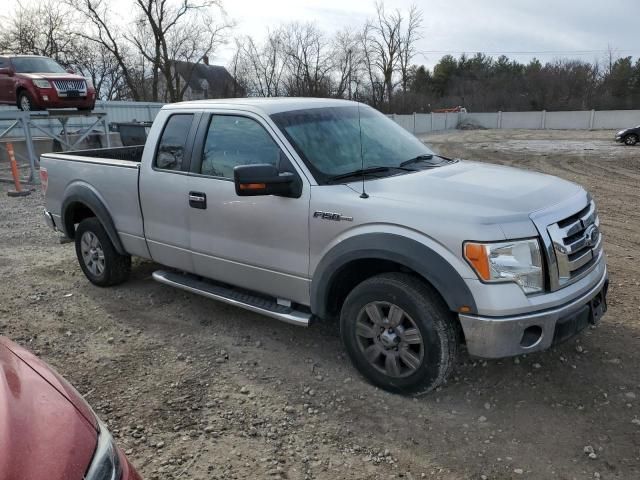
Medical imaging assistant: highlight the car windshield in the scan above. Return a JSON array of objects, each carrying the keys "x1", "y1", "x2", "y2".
[
  {"x1": 12, "y1": 57, "x2": 66, "y2": 74},
  {"x1": 271, "y1": 105, "x2": 442, "y2": 183}
]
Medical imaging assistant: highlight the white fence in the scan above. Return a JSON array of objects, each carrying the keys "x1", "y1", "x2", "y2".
[{"x1": 393, "y1": 109, "x2": 640, "y2": 134}]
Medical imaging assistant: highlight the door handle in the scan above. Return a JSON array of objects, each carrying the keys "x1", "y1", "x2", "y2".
[{"x1": 189, "y1": 192, "x2": 207, "y2": 209}]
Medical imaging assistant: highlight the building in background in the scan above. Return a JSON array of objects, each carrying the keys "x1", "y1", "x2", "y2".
[{"x1": 157, "y1": 56, "x2": 245, "y2": 101}]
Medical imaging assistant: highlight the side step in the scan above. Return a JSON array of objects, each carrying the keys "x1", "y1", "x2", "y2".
[{"x1": 152, "y1": 270, "x2": 311, "y2": 327}]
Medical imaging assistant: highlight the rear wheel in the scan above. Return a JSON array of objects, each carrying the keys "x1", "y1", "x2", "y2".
[
  {"x1": 340, "y1": 273, "x2": 458, "y2": 395},
  {"x1": 75, "y1": 217, "x2": 131, "y2": 286},
  {"x1": 624, "y1": 134, "x2": 638, "y2": 146}
]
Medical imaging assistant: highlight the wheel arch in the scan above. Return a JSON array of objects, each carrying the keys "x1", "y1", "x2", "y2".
[
  {"x1": 61, "y1": 184, "x2": 126, "y2": 255},
  {"x1": 310, "y1": 233, "x2": 477, "y2": 319}
]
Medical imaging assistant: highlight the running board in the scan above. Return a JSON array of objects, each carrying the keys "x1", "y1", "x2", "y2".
[{"x1": 152, "y1": 270, "x2": 310, "y2": 327}]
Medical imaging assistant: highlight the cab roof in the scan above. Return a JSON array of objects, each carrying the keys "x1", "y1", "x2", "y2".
[{"x1": 164, "y1": 97, "x2": 361, "y2": 115}]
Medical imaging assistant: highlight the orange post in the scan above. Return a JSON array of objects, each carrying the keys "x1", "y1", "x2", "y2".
[{"x1": 6, "y1": 143, "x2": 31, "y2": 197}]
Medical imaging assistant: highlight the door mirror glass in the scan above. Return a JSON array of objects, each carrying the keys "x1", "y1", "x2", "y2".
[
  {"x1": 234, "y1": 164, "x2": 300, "y2": 198},
  {"x1": 0, "y1": 67, "x2": 12, "y2": 76}
]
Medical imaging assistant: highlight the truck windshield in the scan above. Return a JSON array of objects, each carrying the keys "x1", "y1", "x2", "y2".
[
  {"x1": 12, "y1": 57, "x2": 67, "y2": 74},
  {"x1": 271, "y1": 105, "x2": 440, "y2": 184}
]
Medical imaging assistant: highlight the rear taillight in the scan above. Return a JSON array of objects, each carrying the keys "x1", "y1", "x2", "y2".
[{"x1": 40, "y1": 167, "x2": 48, "y2": 195}]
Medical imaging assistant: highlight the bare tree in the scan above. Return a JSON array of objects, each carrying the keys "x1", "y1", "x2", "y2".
[
  {"x1": 0, "y1": 1, "x2": 79, "y2": 63},
  {"x1": 67, "y1": 0, "x2": 143, "y2": 100},
  {"x1": 331, "y1": 29, "x2": 363, "y2": 99},
  {"x1": 234, "y1": 32, "x2": 286, "y2": 97},
  {"x1": 364, "y1": 2, "x2": 402, "y2": 105},
  {"x1": 279, "y1": 22, "x2": 333, "y2": 97},
  {"x1": 68, "y1": 0, "x2": 231, "y2": 102},
  {"x1": 125, "y1": 0, "x2": 231, "y2": 102},
  {"x1": 398, "y1": 5, "x2": 422, "y2": 93}
]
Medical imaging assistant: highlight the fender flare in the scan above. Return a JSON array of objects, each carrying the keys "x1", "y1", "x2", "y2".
[
  {"x1": 61, "y1": 184, "x2": 127, "y2": 255},
  {"x1": 310, "y1": 233, "x2": 476, "y2": 318}
]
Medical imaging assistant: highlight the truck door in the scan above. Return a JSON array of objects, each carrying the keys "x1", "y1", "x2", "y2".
[
  {"x1": 139, "y1": 111, "x2": 200, "y2": 272},
  {"x1": 186, "y1": 112, "x2": 311, "y2": 305}
]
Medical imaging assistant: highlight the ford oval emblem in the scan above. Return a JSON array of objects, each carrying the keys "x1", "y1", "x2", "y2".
[{"x1": 584, "y1": 224, "x2": 599, "y2": 248}]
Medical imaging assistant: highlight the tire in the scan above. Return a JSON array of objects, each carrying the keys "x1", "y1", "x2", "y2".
[
  {"x1": 17, "y1": 91, "x2": 39, "y2": 111},
  {"x1": 340, "y1": 273, "x2": 459, "y2": 395},
  {"x1": 624, "y1": 134, "x2": 638, "y2": 146},
  {"x1": 74, "y1": 217, "x2": 131, "y2": 287},
  {"x1": 78, "y1": 104, "x2": 95, "y2": 112}
]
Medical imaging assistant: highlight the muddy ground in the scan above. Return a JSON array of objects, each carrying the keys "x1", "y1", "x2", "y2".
[{"x1": 1, "y1": 129, "x2": 639, "y2": 480}]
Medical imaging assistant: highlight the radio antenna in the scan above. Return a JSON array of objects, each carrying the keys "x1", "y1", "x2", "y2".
[{"x1": 357, "y1": 101, "x2": 368, "y2": 199}]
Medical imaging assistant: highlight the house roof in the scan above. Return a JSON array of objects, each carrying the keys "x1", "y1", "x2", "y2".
[{"x1": 172, "y1": 61, "x2": 240, "y2": 97}]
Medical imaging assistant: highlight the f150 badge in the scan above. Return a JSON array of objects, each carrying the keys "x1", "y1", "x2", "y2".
[{"x1": 313, "y1": 211, "x2": 353, "y2": 222}]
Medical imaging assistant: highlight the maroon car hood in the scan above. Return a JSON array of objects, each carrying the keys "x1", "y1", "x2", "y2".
[
  {"x1": 19, "y1": 72, "x2": 87, "y2": 81},
  {"x1": 0, "y1": 339, "x2": 97, "y2": 480}
]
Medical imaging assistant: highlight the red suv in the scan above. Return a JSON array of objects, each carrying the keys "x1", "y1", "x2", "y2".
[
  {"x1": 0, "y1": 336, "x2": 141, "y2": 480},
  {"x1": 0, "y1": 55, "x2": 96, "y2": 111}
]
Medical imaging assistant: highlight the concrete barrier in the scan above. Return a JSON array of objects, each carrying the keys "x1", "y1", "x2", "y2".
[{"x1": 393, "y1": 109, "x2": 640, "y2": 133}]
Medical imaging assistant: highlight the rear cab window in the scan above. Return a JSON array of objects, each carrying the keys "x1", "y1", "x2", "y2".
[{"x1": 154, "y1": 114, "x2": 195, "y2": 171}]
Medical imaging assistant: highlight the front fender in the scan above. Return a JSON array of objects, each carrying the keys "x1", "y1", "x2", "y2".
[{"x1": 310, "y1": 233, "x2": 477, "y2": 318}]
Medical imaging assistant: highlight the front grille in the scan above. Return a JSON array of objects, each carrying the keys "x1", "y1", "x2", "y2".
[
  {"x1": 52, "y1": 79, "x2": 86, "y2": 92},
  {"x1": 546, "y1": 200, "x2": 602, "y2": 287}
]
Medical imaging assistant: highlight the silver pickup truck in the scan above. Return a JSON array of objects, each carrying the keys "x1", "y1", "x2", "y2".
[{"x1": 41, "y1": 98, "x2": 608, "y2": 394}]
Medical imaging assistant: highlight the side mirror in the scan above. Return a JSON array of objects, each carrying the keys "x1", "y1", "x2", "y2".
[
  {"x1": 234, "y1": 164, "x2": 301, "y2": 198},
  {"x1": 0, "y1": 67, "x2": 13, "y2": 76},
  {"x1": 66, "y1": 68, "x2": 75, "y2": 74}
]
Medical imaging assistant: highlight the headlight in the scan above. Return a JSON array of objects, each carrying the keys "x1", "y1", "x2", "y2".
[
  {"x1": 617, "y1": 130, "x2": 626, "y2": 135},
  {"x1": 32, "y1": 79, "x2": 52, "y2": 89},
  {"x1": 85, "y1": 77, "x2": 94, "y2": 88},
  {"x1": 464, "y1": 238, "x2": 544, "y2": 294},
  {"x1": 85, "y1": 421, "x2": 123, "y2": 480}
]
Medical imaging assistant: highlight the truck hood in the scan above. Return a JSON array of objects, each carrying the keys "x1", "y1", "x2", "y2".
[
  {"x1": 355, "y1": 160, "x2": 581, "y2": 222},
  {"x1": 0, "y1": 338, "x2": 97, "y2": 480}
]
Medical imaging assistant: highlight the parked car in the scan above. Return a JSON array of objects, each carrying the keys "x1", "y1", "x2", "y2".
[
  {"x1": 0, "y1": 55, "x2": 96, "y2": 111},
  {"x1": 615, "y1": 125, "x2": 640, "y2": 145},
  {"x1": 40, "y1": 98, "x2": 608, "y2": 394},
  {"x1": 0, "y1": 336, "x2": 141, "y2": 480}
]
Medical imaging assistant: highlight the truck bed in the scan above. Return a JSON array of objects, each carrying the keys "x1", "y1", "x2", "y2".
[{"x1": 40, "y1": 146, "x2": 147, "y2": 258}]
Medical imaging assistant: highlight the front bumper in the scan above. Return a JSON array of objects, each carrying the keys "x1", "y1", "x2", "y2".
[
  {"x1": 459, "y1": 267, "x2": 608, "y2": 358},
  {"x1": 32, "y1": 87, "x2": 95, "y2": 109}
]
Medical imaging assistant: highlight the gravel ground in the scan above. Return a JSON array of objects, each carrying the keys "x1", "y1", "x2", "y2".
[{"x1": 1, "y1": 129, "x2": 639, "y2": 480}]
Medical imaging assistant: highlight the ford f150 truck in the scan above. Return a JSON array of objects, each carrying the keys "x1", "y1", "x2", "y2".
[{"x1": 40, "y1": 98, "x2": 608, "y2": 394}]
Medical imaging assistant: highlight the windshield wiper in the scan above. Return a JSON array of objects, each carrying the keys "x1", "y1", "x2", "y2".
[
  {"x1": 326, "y1": 166, "x2": 392, "y2": 183},
  {"x1": 399, "y1": 154, "x2": 435, "y2": 167}
]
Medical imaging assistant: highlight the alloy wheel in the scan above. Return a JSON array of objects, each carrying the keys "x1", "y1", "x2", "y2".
[
  {"x1": 355, "y1": 301, "x2": 425, "y2": 378},
  {"x1": 80, "y1": 231, "x2": 106, "y2": 277}
]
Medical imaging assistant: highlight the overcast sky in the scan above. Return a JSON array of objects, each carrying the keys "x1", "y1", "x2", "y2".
[
  {"x1": 214, "y1": 0, "x2": 639, "y2": 68},
  {"x1": 12, "y1": 0, "x2": 640, "y2": 68}
]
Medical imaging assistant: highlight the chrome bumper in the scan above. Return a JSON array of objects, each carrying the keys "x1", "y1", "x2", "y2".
[{"x1": 459, "y1": 268, "x2": 608, "y2": 358}]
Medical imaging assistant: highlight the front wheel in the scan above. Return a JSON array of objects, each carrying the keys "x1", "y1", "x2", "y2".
[
  {"x1": 75, "y1": 217, "x2": 131, "y2": 286},
  {"x1": 17, "y1": 91, "x2": 40, "y2": 111},
  {"x1": 340, "y1": 273, "x2": 459, "y2": 395},
  {"x1": 624, "y1": 134, "x2": 638, "y2": 146}
]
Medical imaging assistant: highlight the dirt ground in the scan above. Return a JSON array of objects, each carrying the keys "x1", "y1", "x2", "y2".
[{"x1": 1, "y1": 129, "x2": 639, "y2": 480}]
